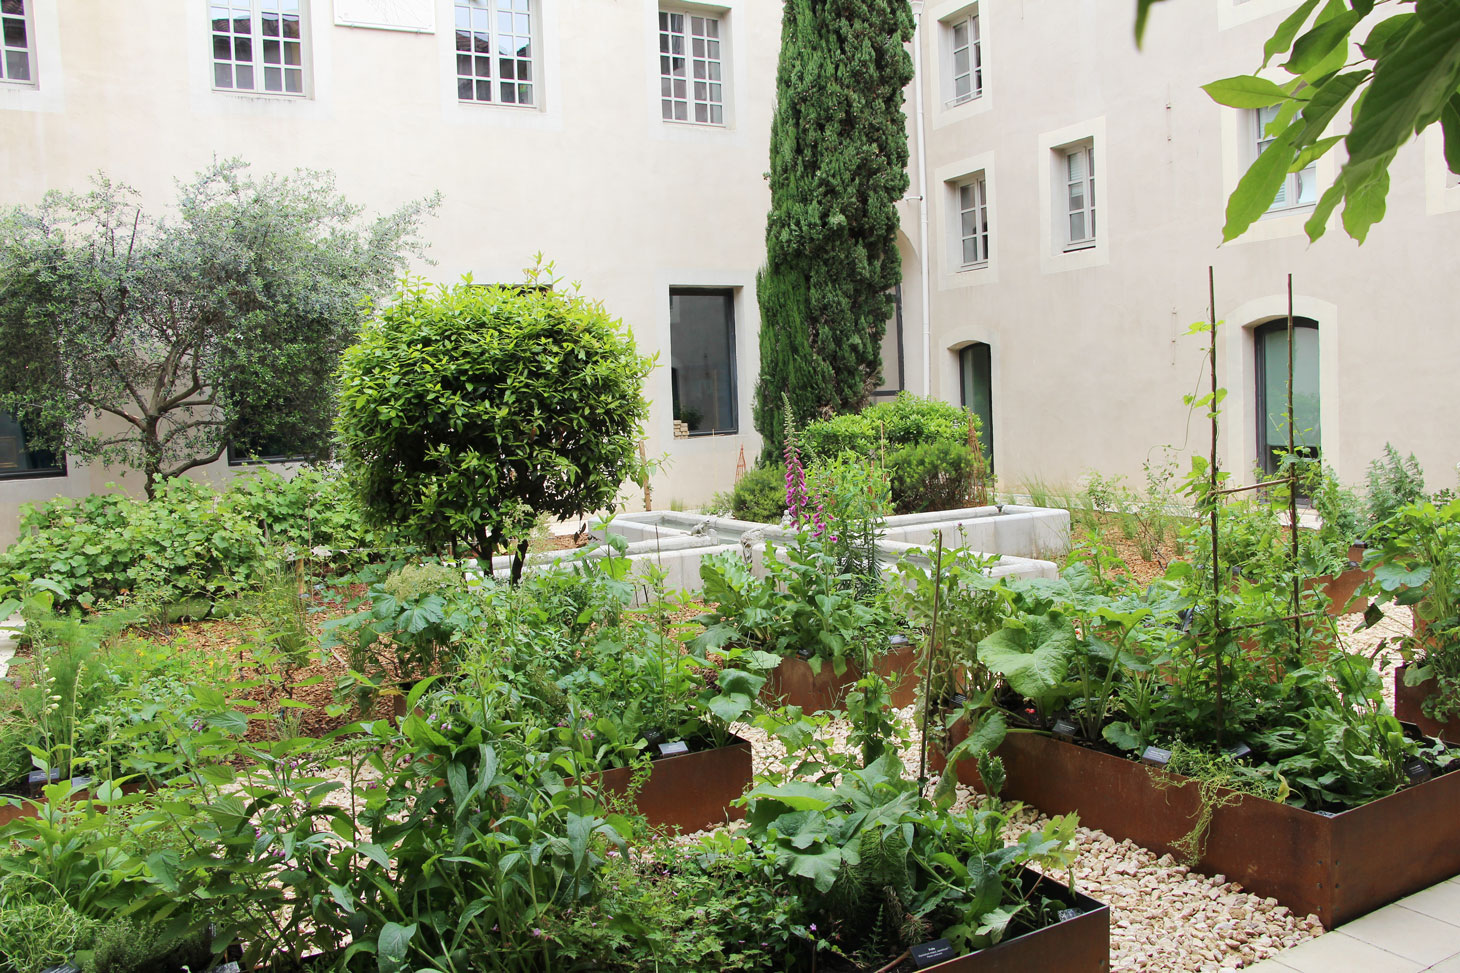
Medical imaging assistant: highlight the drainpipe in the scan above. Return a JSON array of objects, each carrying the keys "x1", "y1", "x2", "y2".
[{"x1": 909, "y1": 1, "x2": 933, "y2": 396}]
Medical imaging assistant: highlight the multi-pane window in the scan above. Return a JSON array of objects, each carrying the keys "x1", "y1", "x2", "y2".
[
  {"x1": 669, "y1": 289, "x2": 737, "y2": 435},
  {"x1": 455, "y1": 0, "x2": 535, "y2": 107},
  {"x1": 949, "y1": 14, "x2": 980, "y2": 106},
  {"x1": 957, "y1": 176, "x2": 989, "y2": 267},
  {"x1": 959, "y1": 343, "x2": 993, "y2": 472},
  {"x1": 0, "y1": 411, "x2": 64, "y2": 479},
  {"x1": 1255, "y1": 318, "x2": 1320, "y2": 477},
  {"x1": 1255, "y1": 106, "x2": 1316, "y2": 211},
  {"x1": 659, "y1": 10, "x2": 724, "y2": 124},
  {"x1": 1, "y1": 1, "x2": 32, "y2": 83},
  {"x1": 211, "y1": 0, "x2": 305, "y2": 95},
  {"x1": 1063, "y1": 144, "x2": 1096, "y2": 250}
]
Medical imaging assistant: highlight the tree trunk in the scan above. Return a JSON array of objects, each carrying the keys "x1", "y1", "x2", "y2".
[
  {"x1": 509, "y1": 537, "x2": 530, "y2": 586},
  {"x1": 142, "y1": 422, "x2": 164, "y2": 499}
]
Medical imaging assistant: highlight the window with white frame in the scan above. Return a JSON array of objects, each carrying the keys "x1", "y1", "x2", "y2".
[
  {"x1": 669, "y1": 288, "x2": 737, "y2": 435},
  {"x1": 1253, "y1": 105, "x2": 1316, "y2": 212},
  {"x1": 455, "y1": 0, "x2": 536, "y2": 107},
  {"x1": 1, "y1": 1, "x2": 33, "y2": 84},
  {"x1": 659, "y1": 8, "x2": 724, "y2": 125},
  {"x1": 947, "y1": 12, "x2": 981, "y2": 107},
  {"x1": 954, "y1": 175, "x2": 989, "y2": 268},
  {"x1": 211, "y1": 0, "x2": 306, "y2": 95},
  {"x1": 1061, "y1": 143, "x2": 1096, "y2": 251}
]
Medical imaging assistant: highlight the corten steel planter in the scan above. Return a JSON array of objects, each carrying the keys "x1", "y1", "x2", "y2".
[
  {"x1": 922, "y1": 870, "x2": 1110, "y2": 973},
  {"x1": 938, "y1": 721, "x2": 1460, "y2": 928},
  {"x1": 580, "y1": 735, "x2": 753, "y2": 832},
  {"x1": 1394, "y1": 664, "x2": 1460, "y2": 744},
  {"x1": 0, "y1": 778, "x2": 146, "y2": 828},
  {"x1": 1307, "y1": 544, "x2": 1371, "y2": 616},
  {"x1": 763, "y1": 640, "x2": 921, "y2": 714}
]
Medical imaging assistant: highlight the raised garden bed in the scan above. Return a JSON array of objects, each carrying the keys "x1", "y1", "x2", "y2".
[
  {"x1": 1309, "y1": 544, "x2": 1371, "y2": 616},
  {"x1": 937, "y1": 721, "x2": 1460, "y2": 928},
  {"x1": 920, "y1": 870, "x2": 1110, "y2": 973},
  {"x1": 764, "y1": 639, "x2": 920, "y2": 714},
  {"x1": 1394, "y1": 663, "x2": 1460, "y2": 744},
  {"x1": 580, "y1": 735, "x2": 753, "y2": 833}
]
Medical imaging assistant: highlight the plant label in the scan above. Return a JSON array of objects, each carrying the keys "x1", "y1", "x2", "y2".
[
  {"x1": 1404, "y1": 759, "x2": 1431, "y2": 784},
  {"x1": 910, "y1": 939, "x2": 956, "y2": 968},
  {"x1": 658, "y1": 741, "x2": 690, "y2": 757},
  {"x1": 1141, "y1": 746, "x2": 1172, "y2": 767},
  {"x1": 1051, "y1": 718, "x2": 1078, "y2": 740},
  {"x1": 1227, "y1": 742, "x2": 1253, "y2": 760}
]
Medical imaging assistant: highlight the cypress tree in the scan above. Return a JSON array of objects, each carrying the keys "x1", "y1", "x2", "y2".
[{"x1": 752, "y1": 0, "x2": 915, "y2": 460}]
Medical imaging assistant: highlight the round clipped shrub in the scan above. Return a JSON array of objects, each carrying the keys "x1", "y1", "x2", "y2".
[
  {"x1": 801, "y1": 392, "x2": 977, "y2": 462},
  {"x1": 886, "y1": 441, "x2": 979, "y2": 514},
  {"x1": 336, "y1": 274, "x2": 653, "y2": 581},
  {"x1": 730, "y1": 464, "x2": 788, "y2": 523}
]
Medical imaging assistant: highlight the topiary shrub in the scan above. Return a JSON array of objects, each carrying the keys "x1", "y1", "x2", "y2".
[
  {"x1": 801, "y1": 393, "x2": 977, "y2": 463},
  {"x1": 730, "y1": 464, "x2": 788, "y2": 523},
  {"x1": 885, "y1": 441, "x2": 979, "y2": 514},
  {"x1": 336, "y1": 270, "x2": 653, "y2": 582}
]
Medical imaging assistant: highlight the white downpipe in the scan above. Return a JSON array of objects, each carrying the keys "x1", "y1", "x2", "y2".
[{"x1": 910, "y1": 2, "x2": 933, "y2": 396}]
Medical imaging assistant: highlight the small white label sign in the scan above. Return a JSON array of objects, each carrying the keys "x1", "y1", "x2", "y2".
[{"x1": 334, "y1": 0, "x2": 435, "y2": 32}]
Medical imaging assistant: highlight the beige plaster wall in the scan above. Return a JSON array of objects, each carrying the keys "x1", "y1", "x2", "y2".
[{"x1": 0, "y1": 0, "x2": 780, "y2": 544}]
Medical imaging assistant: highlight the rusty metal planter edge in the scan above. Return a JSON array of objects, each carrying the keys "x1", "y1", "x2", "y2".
[{"x1": 940, "y1": 722, "x2": 1460, "y2": 928}]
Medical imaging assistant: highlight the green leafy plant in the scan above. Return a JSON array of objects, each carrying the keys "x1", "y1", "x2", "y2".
[
  {"x1": 336, "y1": 262, "x2": 654, "y2": 582},
  {"x1": 1365, "y1": 444, "x2": 1428, "y2": 543},
  {"x1": 727, "y1": 463, "x2": 787, "y2": 523}
]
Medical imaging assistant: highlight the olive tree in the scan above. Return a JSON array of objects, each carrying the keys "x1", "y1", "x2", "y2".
[
  {"x1": 0, "y1": 159, "x2": 437, "y2": 495},
  {"x1": 335, "y1": 269, "x2": 654, "y2": 582}
]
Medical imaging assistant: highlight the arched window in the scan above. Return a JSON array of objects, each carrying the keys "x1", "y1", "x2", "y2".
[
  {"x1": 1254, "y1": 318, "x2": 1319, "y2": 476},
  {"x1": 958, "y1": 342, "x2": 993, "y2": 472}
]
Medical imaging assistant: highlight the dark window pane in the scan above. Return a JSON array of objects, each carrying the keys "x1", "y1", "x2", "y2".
[
  {"x1": 475, "y1": 78, "x2": 491, "y2": 100},
  {"x1": 455, "y1": 28, "x2": 470, "y2": 50},
  {"x1": 457, "y1": 77, "x2": 473, "y2": 99},
  {"x1": 500, "y1": 57, "x2": 514, "y2": 80},
  {"x1": 474, "y1": 54, "x2": 489, "y2": 77},
  {"x1": 282, "y1": 14, "x2": 300, "y2": 39},
  {"x1": 261, "y1": 11, "x2": 279, "y2": 36},
  {"x1": 669, "y1": 289, "x2": 737, "y2": 434},
  {"x1": 234, "y1": 35, "x2": 251, "y2": 62},
  {"x1": 5, "y1": 48, "x2": 25, "y2": 79},
  {"x1": 215, "y1": 62, "x2": 234, "y2": 87},
  {"x1": 4, "y1": 17, "x2": 26, "y2": 48},
  {"x1": 959, "y1": 343, "x2": 994, "y2": 469},
  {"x1": 214, "y1": 35, "x2": 232, "y2": 60},
  {"x1": 1, "y1": 1, "x2": 25, "y2": 16},
  {"x1": 263, "y1": 38, "x2": 280, "y2": 64},
  {"x1": 1256, "y1": 319, "x2": 1320, "y2": 478},
  {"x1": 0, "y1": 411, "x2": 64, "y2": 478}
]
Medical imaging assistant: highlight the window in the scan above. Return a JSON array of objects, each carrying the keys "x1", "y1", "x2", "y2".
[
  {"x1": 873, "y1": 284, "x2": 904, "y2": 399},
  {"x1": 1, "y1": 1, "x2": 32, "y2": 84},
  {"x1": 226, "y1": 432, "x2": 312, "y2": 465},
  {"x1": 211, "y1": 0, "x2": 305, "y2": 95},
  {"x1": 958, "y1": 344, "x2": 993, "y2": 472},
  {"x1": 1253, "y1": 106, "x2": 1316, "y2": 212},
  {"x1": 669, "y1": 289, "x2": 737, "y2": 435},
  {"x1": 1061, "y1": 144, "x2": 1096, "y2": 251},
  {"x1": 455, "y1": 0, "x2": 536, "y2": 107},
  {"x1": 0, "y1": 410, "x2": 63, "y2": 479},
  {"x1": 659, "y1": 8, "x2": 724, "y2": 125},
  {"x1": 947, "y1": 13, "x2": 981, "y2": 106},
  {"x1": 1254, "y1": 318, "x2": 1319, "y2": 477},
  {"x1": 955, "y1": 175, "x2": 989, "y2": 268}
]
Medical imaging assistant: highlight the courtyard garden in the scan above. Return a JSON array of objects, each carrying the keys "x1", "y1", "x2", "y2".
[{"x1": 0, "y1": 281, "x2": 1458, "y2": 971}]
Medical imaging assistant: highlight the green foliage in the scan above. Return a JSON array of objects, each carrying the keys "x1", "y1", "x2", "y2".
[
  {"x1": 808, "y1": 454, "x2": 892, "y2": 595},
  {"x1": 1367, "y1": 497, "x2": 1460, "y2": 723},
  {"x1": 886, "y1": 441, "x2": 981, "y2": 515},
  {"x1": 1185, "y1": 0, "x2": 1460, "y2": 243},
  {"x1": 0, "y1": 469, "x2": 390, "y2": 612},
  {"x1": 1365, "y1": 444, "x2": 1428, "y2": 541},
  {"x1": 800, "y1": 393, "x2": 976, "y2": 463},
  {"x1": 0, "y1": 159, "x2": 436, "y2": 493},
  {"x1": 0, "y1": 878, "x2": 96, "y2": 973},
  {"x1": 753, "y1": 2, "x2": 915, "y2": 457},
  {"x1": 336, "y1": 268, "x2": 654, "y2": 581},
  {"x1": 728, "y1": 463, "x2": 788, "y2": 523}
]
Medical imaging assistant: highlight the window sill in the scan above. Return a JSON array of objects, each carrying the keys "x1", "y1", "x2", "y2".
[
  {"x1": 957, "y1": 260, "x2": 989, "y2": 273},
  {"x1": 1062, "y1": 242, "x2": 1096, "y2": 253},
  {"x1": 684, "y1": 430, "x2": 738, "y2": 438},
  {"x1": 211, "y1": 88, "x2": 309, "y2": 99},
  {"x1": 661, "y1": 118, "x2": 728, "y2": 129},
  {"x1": 458, "y1": 99, "x2": 539, "y2": 110},
  {"x1": 945, "y1": 92, "x2": 982, "y2": 109},
  {"x1": 1259, "y1": 204, "x2": 1316, "y2": 221}
]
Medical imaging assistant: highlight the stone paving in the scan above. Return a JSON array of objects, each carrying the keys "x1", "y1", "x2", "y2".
[{"x1": 1246, "y1": 877, "x2": 1460, "y2": 972}]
